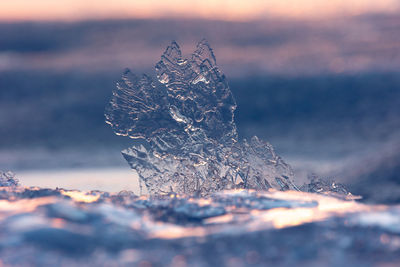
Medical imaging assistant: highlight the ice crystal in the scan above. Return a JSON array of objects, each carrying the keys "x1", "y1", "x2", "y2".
[
  {"x1": 300, "y1": 173, "x2": 360, "y2": 200},
  {"x1": 105, "y1": 40, "x2": 298, "y2": 195},
  {"x1": 0, "y1": 170, "x2": 19, "y2": 187}
]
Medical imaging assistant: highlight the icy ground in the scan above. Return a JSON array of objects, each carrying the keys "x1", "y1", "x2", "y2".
[{"x1": 0, "y1": 171, "x2": 400, "y2": 266}]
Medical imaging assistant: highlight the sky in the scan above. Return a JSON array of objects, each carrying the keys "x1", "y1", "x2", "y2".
[{"x1": 1, "y1": 0, "x2": 400, "y2": 21}]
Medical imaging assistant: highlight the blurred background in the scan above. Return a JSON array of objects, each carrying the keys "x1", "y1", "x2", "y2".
[{"x1": 0, "y1": 1, "x2": 399, "y2": 203}]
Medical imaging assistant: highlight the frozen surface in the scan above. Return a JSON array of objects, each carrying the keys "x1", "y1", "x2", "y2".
[
  {"x1": 0, "y1": 178, "x2": 399, "y2": 266},
  {"x1": 106, "y1": 40, "x2": 298, "y2": 195}
]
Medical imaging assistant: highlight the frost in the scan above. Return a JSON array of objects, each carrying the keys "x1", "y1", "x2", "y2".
[
  {"x1": 105, "y1": 40, "x2": 298, "y2": 196},
  {"x1": 300, "y1": 173, "x2": 360, "y2": 200},
  {"x1": 0, "y1": 170, "x2": 19, "y2": 187}
]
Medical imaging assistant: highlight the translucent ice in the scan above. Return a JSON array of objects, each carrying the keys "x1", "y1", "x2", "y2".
[
  {"x1": 105, "y1": 40, "x2": 298, "y2": 195},
  {"x1": 300, "y1": 173, "x2": 359, "y2": 200},
  {"x1": 0, "y1": 170, "x2": 19, "y2": 187}
]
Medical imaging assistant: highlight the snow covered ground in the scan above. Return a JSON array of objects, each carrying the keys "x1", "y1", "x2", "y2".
[{"x1": 1, "y1": 175, "x2": 399, "y2": 266}]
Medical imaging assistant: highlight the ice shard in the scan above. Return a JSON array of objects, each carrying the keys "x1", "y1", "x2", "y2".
[
  {"x1": 105, "y1": 40, "x2": 298, "y2": 195},
  {"x1": 0, "y1": 170, "x2": 19, "y2": 187}
]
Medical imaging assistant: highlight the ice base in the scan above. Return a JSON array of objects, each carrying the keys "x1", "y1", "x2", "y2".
[{"x1": 0, "y1": 182, "x2": 399, "y2": 266}]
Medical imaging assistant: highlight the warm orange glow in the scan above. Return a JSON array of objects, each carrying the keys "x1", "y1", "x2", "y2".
[
  {"x1": 61, "y1": 190, "x2": 100, "y2": 203},
  {"x1": 138, "y1": 190, "x2": 386, "y2": 240},
  {"x1": 0, "y1": 197, "x2": 55, "y2": 219},
  {"x1": 258, "y1": 207, "x2": 320, "y2": 229},
  {"x1": 149, "y1": 223, "x2": 207, "y2": 239},
  {"x1": 0, "y1": 0, "x2": 399, "y2": 21},
  {"x1": 0, "y1": 190, "x2": 389, "y2": 241},
  {"x1": 51, "y1": 218, "x2": 66, "y2": 228},
  {"x1": 252, "y1": 193, "x2": 370, "y2": 229}
]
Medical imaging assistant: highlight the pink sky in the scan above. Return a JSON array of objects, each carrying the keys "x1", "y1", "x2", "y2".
[{"x1": 1, "y1": 0, "x2": 399, "y2": 21}]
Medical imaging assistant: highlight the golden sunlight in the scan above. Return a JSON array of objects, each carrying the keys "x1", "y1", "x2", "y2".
[
  {"x1": 1, "y1": 0, "x2": 399, "y2": 21},
  {"x1": 61, "y1": 190, "x2": 100, "y2": 203}
]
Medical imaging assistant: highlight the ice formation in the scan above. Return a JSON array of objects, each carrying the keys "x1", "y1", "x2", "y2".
[
  {"x1": 105, "y1": 40, "x2": 299, "y2": 195},
  {"x1": 0, "y1": 170, "x2": 19, "y2": 187}
]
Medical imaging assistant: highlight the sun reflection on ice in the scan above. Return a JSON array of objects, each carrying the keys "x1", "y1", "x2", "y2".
[{"x1": 60, "y1": 190, "x2": 100, "y2": 203}]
